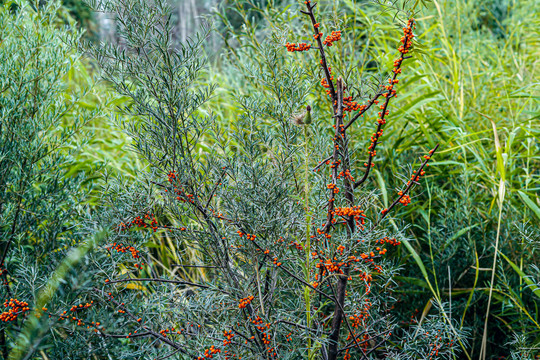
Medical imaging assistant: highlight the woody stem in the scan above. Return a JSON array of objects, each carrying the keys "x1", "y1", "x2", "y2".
[{"x1": 302, "y1": 1, "x2": 337, "y2": 110}]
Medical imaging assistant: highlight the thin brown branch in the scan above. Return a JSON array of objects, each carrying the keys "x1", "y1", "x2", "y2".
[
  {"x1": 373, "y1": 144, "x2": 439, "y2": 228},
  {"x1": 302, "y1": 1, "x2": 337, "y2": 108},
  {"x1": 92, "y1": 288, "x2": 196, "y2": 358},
  {"x1": 104, "y1": 277, "x2": 232, "y2": 295},
  {"x1": 354, "y1": 26, "x2": 414, "y2": 189}
]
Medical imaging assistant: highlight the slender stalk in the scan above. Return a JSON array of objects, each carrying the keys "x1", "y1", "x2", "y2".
[{"x1": 303, "y1": 124, "x2": 313, "y2": 356}]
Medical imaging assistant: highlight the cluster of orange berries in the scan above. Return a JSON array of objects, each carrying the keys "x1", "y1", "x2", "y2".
[
  {"x1": 423, "y1": 329, "x2": 452, "y2": 360},
  {"x1": 316, "y1": 227, "x2": 332, "y2": 239},
  {"x1": 248, "y1": 316, "x2": 275, "y2": 355},
  {"x1": 398, "y1": 18, "x2": 415, "y2": 55},
  {"x1": 337, "y1": 169, "x2": 354, "y2": 182},
  {"x1": 289, "y1": 241, "x2": 303, "y2": 250},
  {"x1": 166, "y1": 171, "x2": 196, "y2": 204},
  {"x1": 108, "y1": 242, "x2": 140, "y2": 259},
  {"x1": 159, "y1": 327, "x2": 177, "y2": 337},
  {"x1": 167, "y1": 171, "x2": 176, "y2": 182},
  {"x1": 261, "y1": 332, "x2": 272, "y2": 345},
  {"x1": 69, "y1": 302, "x2": 93, "y2": 312},
  {"x1": 386, "y1": 19, "x2": 415, "y2": 97},
  {"x1": 285, "y1": 332, "x2": 293, "y2": 342},
  {"x1": 328, "y1": 158, "x2": 341, "y2": 169},
  {"x1": 365, "y1": 20, "x2": 416, "y2": 164},
  {"x1": 237, "y1": 231, "x2": 256, "y2": 241},
  {"x1": 118, "y1": 213, "x2": 159, "y2": 232},
  {"x1": 384, "y1": 77, "x2": 399, "y2": 93},
  {"x1": 198, "y1": 345, "x2": 221, "y2": 359},
  {"x1": 320, "y1": 65, "x2": 334, "y2": 95},
  {"x1": 87, "y1": 321, "x2": 102, "y2": 332},
  {"x1": 238, "y1": 296, "x2": 254, "y2": 309},
  {"x1": 334, "y1": 97, "x2": 361, "y2": 112},
  {"x1": 320, "y1": 77, "x2": 333, "y2": 96},
  {"x1": 408, "y1": 168, "x2": 427, "y2": 185},
  {"x1": 106, "y1": 242, "x2": 145, "y2": 270},
  {"x1": 326, "y1": 183, "x2": 339, "y2": 194},
  {"x1": 209, "y1": 208, "x2": 225, "y2": 220},
  {"x1": 275, "y1": 236, "x2": 286, "y2": 244},
  {"x1": 0, "y1": 298, "x2": 29, "y2": 322},
  {"x1": 337, "y1": 206, "x2": 366, "y2": 229},
  {"x1": 348, "y1": 313, "x2": 367, "y2": 329},
  {"x1": 343, "y1": 303, "x2": 375, "y2": 359},
  {"x1": 323, "y1": 30, "x2": 341, "y2": 46},
  {"x1": 272, "y1": 257, "x2": 282, "y2": 267},
  {"x1": 374, "y1": 246, "x2": 388, "y2": 256},
  {"x1": 375, "y1": 236, "x2": 401, "y2": 246},
  {"x1": 223, "y1": 330, "x2": 235, "y2": 346},
  {"x1": 359, "y1": 252, "x2": 377, "y2": 262},
  {"x1": 333, "y1": 206, "x2": 366, "y2": 227},
  {"x1": 398, "y1": 193, "x2": 411, "y2": 206},
  {"x1": 377, "y1": 106, "x2": 390, "y2": 124},
  {"x1": 343, "y1": 97, "x2": 364, "y2": 112},
  {"x1": 285, "y1": 42, "x2": 311, "y2": 52},
  {"x1": 357, "y1": 271, "x2": 373, "y2": 284},
  {"x1": 317, "y1": 258, "x2": 346, "y2": 275},
  {"x1": 55, "y1": 302, "x2": 98, "y2": 330}
]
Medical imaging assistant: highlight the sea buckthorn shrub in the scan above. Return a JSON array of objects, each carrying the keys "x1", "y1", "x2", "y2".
[
  {"x1": 68, "y1": 0, "x2": 470, "y2": 359},
  {"x1": 0, "y1": 0, "x2": 472, "y2": 359},
  {"x1": 216, "y1": 1, "x2": 540, "y2": 359}
]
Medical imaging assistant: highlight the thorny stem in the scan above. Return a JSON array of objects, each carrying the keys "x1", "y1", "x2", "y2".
[
  {"x1": 91, "y1": 288, "x2": 197, "y2": 359},
  {"x1": 299, "y1": 4, "x2": 358, "y2": 359},
  {"x1": 354, "y1": 33, "x2": 415, "y2": 189},
  {"x1": 104, "y1": 277, "x2": 231, "y2": 294},
  {"x1": 302, "y1": 1, "x2": 337, "y2": 110},
  {"x1": 325, "y1": 78, "x2": 364, "y2": 360},
  {"x1": 373, "y1": 144, "x2": 440, "y2": 229},
  {"x1": 295, "y1": 5, "x2": 423, "y2": 358}
]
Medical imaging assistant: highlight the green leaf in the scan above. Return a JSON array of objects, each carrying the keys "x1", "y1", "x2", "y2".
[
  {"x1": 517, "y1": 190, "x2": 540, "y2": 221},
  {"x1": 401, "y1": 238, "x2": 436, "y2": 296},
  {"x1": 499, "y1": 251, "x2": 540, "y2": 299}
]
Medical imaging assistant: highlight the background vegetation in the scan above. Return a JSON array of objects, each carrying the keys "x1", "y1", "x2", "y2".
[
  {"x1": 211, "y1": 0, "x2": 540, "y2": 356},
  {"x1": 0, "y1": 0, "x2": 538, "y2": 358}
]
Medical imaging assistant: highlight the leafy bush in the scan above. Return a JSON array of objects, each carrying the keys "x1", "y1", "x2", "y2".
[
  {"x1": 0, "y1": 0, "x2": 100, "y2": 358},
  {"x1": 2, "y1": 0, "x2": 537, "y2": 359},
  {"x1": 212, "y1": 0, "x2": 540, "y2": 358},
  {"x1": 57, "y1": 0, "x2": 464, "y2": 359}
]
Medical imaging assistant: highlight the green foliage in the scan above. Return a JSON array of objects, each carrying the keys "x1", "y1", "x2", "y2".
[
  {"x1": 211, "y1": 0, "x2": 540, "y2": 358},
  {"x1": 0, "y1": 0, "x2": 537, "y2": 358},
  {"x1": 66, "y1": 0, "x2": 467, "y2": 359},
  {"x1": 0, "y1": 0, "x2": 102, "y2": 357}
]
